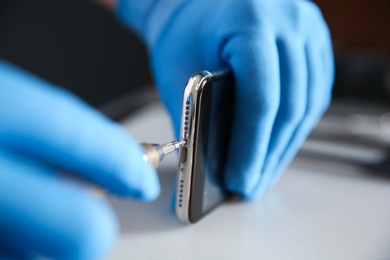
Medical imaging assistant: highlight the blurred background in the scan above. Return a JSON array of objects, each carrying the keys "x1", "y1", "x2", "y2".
[
  {"x1": 1, "y1": 0, "x2": 390, "y2": 113},
  {"x1": 0, "y1": 0, "x2": 154, "y2": 120},
  {"x1": 1, "y1": 0, "x2": 390, "y2": 174},
  {"x1": 316, "y1": 0, "x2": 390, "y2": 102}
]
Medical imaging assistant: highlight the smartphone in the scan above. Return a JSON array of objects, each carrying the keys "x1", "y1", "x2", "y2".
[{"x1": 175, "y1": 70, "x2": 234, "y2": 224}]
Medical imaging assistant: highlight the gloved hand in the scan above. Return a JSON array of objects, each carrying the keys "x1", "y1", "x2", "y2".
[
  {"x1": 117, "y1": 0, "x2": 334, "y2": 199},
  {"x1": 0, "y1": 61, "x2": 159, "y2": 259}
]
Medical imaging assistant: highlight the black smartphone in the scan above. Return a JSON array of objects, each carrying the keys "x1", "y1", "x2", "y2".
[{"x1": 175, "y1": 70, "x2": 234, "y2": 224}]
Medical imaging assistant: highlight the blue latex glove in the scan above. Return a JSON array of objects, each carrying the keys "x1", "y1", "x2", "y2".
[
  {"x1": 0, "y1": 61, "x2": 160, "y2": 259},
  {"x1": 118, "y1": 0, "x2": 334, "y2": 199}
]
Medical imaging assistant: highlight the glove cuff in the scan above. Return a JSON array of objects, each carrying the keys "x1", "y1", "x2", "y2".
[{"x1": 116, "y1": 0, "x2": 186, "y2": 48}]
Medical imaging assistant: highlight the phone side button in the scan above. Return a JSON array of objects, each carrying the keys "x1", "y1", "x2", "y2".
[{"x1": 180, "y1": 147, "x2": 187, "y2": 164}]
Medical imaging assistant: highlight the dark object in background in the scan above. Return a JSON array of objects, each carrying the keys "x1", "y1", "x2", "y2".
[
  {"x1": 314, "y1": 0, "x2": 390, "y2": 103},
  {"x1": 333, "y1": 51, "x2": 390, "y2": 102},
  {"x1": 0, "y1": 0, "x2": 153, "y2": 119},
  {"x1": 314, "y1": 0, "x2": 390, "y2": 50}
]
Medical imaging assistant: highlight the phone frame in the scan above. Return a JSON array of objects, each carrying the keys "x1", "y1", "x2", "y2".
[{"x1": 175, "y1": 70, "x2": 233, "y2": 224}]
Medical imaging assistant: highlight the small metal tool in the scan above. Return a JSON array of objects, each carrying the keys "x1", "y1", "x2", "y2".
[{"x1": 140, "y1": 140, "x2": 186, "y2": 168}]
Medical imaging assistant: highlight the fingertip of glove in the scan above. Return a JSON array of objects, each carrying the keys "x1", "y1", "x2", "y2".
[
  {"x1": 66, "y1": 198, "x2": 118, "y2": 260},
  {"x1": 241, "y1": 188, "x2": 266, "y2": 201},
  {"x1": 123, "y1": 143, "x2": 161, "y2": 202},
  {"x1": 136, "y1": 170, "x2": 161, "y2": 203},
  {"x1": 94, "y1": 126, "x2": 161, "y2": 202},
  {"x1": 224, "y1": 169, "x2": 267, "y2": 201},
  {"x1": 34, "y1": 193, "x2": 119, "y2": 260},
  {"x1": 112, "y1": 160, "x2": 161, "y2": 202},
  {"x1": 224, "y1": 168, "x2": 256, "y2": 198}
]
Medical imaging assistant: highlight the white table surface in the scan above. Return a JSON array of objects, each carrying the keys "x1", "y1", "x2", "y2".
[{"x1": 107, "y1": 102, "x2": 390, "y2": 260}]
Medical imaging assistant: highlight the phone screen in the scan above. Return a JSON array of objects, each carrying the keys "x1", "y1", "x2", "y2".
[{"x1": 189, "y1": 71, "x2": 234, "y2": 223}]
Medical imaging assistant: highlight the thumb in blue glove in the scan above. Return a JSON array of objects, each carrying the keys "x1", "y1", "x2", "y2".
[
  {"x1": 117, "y1": 0, "x2": 334, "y2": 199},
  {"x1": 0, "y1": 61, "x2": 160, "y2": 259}
]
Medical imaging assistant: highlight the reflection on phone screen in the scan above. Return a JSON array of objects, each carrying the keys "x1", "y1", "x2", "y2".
[{"x1": 190, "y1": 73, "x2": 234, "y2": 222}]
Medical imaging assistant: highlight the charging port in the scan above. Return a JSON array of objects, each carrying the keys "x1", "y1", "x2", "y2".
[{"x1": 180, "y1": 146, "x2": 187, "y2": 164}]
